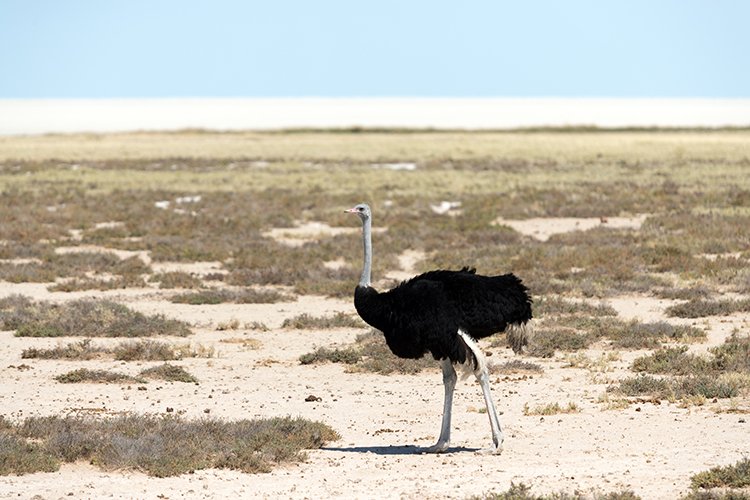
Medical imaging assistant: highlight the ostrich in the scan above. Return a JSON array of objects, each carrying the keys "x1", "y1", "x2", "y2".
[{"x1": 345, "y1": 203, "x2": 532, "y2": 454}]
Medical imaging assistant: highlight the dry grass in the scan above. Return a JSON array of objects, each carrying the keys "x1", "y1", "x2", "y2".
[
  {"x1": 114, "y1": 340, "x2": 215, "y2": 361},
  {"x1": 282, "y1": 312, "x2": 365, "y2": 330},
  {"x1": 55, "y1": 368, "x2": 145, "y2": 384},
  {"x1": 470, "y1": 482, "x2": 641, "y2": 499},
  {"x1": 525, "y1": 317, "x2": 705, "y2": 358},
  {"x1": 300, "y1": 331, "x2": 435, "y2": 374},
  {"x1": 523, "y1": 401, "x2": 580, "y2": 416},
  {"x1": 0, "y1": 295, "x2": 191, "y2": 337},
  {"x1": 690, "y1": 457, "x2": 750, "y2": 489},
  {"x1": 612, "y1": 334, "x2": 750, "y2": 401},
  {"x1": 150, "y1": 271, "x2": 203, "y2": 289},
  {"x1": 22, "y1": 339, "x2": 213, "y2": 361},
  {"x1": 2, "y1": 130, "x2": 748, "y2": 164},
  {"x1": 55, "y1": 364, "x2": 198, "y2": 384},
  {"x1": 139, "y1": 364, "x2": 199, "y2": 383},
  {"x1": 0, "y1": 414, "x2": 338, "y2": 477},
  {"x1": 22, "y1": 339, "x2": 109, "y2": 360},
  {"x1": 666, "y1": 298, "x2": 750, "y2": 318},
  {"x1": 171, "y1": 287, "x2": 293, "y2": 305}
]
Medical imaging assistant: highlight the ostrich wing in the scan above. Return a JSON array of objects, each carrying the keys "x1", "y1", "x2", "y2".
[{"x1": 377, "y1": 268, "x2": 531, "y2": 363}]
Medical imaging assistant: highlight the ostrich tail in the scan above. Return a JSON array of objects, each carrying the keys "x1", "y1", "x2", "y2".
[{"x1": 507, "y1": 321, "x2": 533, "y2": 354}]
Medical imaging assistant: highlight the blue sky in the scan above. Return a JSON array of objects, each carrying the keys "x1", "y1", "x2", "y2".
[{"x1": 1, "y1": 0, "x2": 748, "y2": 98}]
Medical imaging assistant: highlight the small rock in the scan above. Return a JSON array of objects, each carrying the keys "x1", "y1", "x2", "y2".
[{"x1": 305, "y1": 395, "x2": 322, "y2": 402}]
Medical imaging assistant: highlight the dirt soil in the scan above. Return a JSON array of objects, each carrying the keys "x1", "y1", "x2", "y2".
[{"x1": 0, "y1": 218, "x2": 748, "y2": 499}]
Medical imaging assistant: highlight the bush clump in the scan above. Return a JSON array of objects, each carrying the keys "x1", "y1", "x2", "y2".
[
  {"x1": 0, "y1": 414, "x2": 338, "y2": 477},
  {"x1": 0, "y1": 296, "x2": 190, "y2": 337}
]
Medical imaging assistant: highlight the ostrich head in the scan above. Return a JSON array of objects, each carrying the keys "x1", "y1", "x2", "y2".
[{"x1": 345, "y1": 203, "x2": 371, "y2": 222}]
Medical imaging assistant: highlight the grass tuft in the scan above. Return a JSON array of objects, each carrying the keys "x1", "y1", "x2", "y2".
[
  {"x1": 623, "y1": 334, "x2": 750, "y2": 401},
  {"x1": 151, "y1": 271, "x2": 204, "y2": 289},
  {"x1": 22, "y1": 339, "x2": 108, "y2": 360},
  {"x1": 470, "y1": 482, "x2": 641, "y2": 499},
  {"x1": 690, "y1": 457, "x2": 750, "y2": 489},
  {"x1": 282, "y1": 312, "x2": 365, "y2": 329},
  {"x1": 1, "y1": 296, "x2": 191, "y2": 337},
  {"x1": 523, "y1": 401, "x2": 580, "y2": 416},
  {"x1": 55, "y1": 368, "x2": 145, "y2": 384},
  {"x1": 666, "y1": 298, "x2": 750, "y2": 318},
  {"x1": 171, "y1": 288, "x2": 293, "y2": 305},
  {"x1": 0, "y1": 414, "x2": 338, "y2": 477},
  {"x1": 299, "y1": 331, "x2": 435, "y2": 374},
  {"x1": 139, "y1": 364, "x2": 199, "y2": 383}
]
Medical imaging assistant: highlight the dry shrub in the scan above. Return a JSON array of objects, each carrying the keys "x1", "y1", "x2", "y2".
[
  {"x1": 139, "y1": 364, "x2": 198, "y2": 383},
  {"x1": 690, "y1": 457, "x2": 750, "y2": 489},
  {"x1": 151, "y1": 271, "x2": 203, "y2": 289},
  {"x1": 55, "y1": 368, "x2": 145, "y2": 384},
  {"x1": 0, "y1": 296, "x2": 190, "y2": 337},
  {"x1": 616, "y1": 334, "x2": 750, "y2": 402},
  {"x1": 2, "y1": 414, "x2": 338, "y2": 477},
  {"x1": 666, "y1": 298, "x2": 750, "y2": 318},
  {"x1": 171, "y1": 288, "x2": 293, "y2": 305},
  {"x1": 22, "y1": 339, "x2": 108, "y2": 360},
  {"x1": 282, "y1": 312, "x2": 365, "y2": 329}
]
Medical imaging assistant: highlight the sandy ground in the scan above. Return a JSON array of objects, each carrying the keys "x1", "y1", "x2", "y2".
[{"x1": 1, "y1": 218, "x2": 748, "y2": 499}]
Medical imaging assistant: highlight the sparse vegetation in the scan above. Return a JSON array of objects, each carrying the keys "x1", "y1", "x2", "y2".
[
  {"x1": 300, "y1": 331, "x2": 435, "y2": 374},
  {"x1": 690, "y1": 457, "x2": 750, "y2": 489},
  {"x1": 617, "y1": 334, "x2": 750, "y2": 402},
  {"x1": 470, "y1": 482, "x2": 641, "y2": 499},
  {"x1": 525, "y1": 317, "x2": 705, "y2": 358},
  {"x1": 282, "y1": 312, "x2": 365, "y2": 329},
  {"x1": 0, "y1": 414, "x2": 338, "y2": 476},
  {"x1": 139, "y1": 363, "x2": 199, "y2": 383},
  {"x1": 22, "y1": 339, "x2": 213, "y2": 361},
  {"x1": 613, "y1": 374, "x2": 742, "y2": 400},
  {"x1": 0, "y1": 296, "x2": 191, "y2": 337},
  {"x1": 493, "y1": 359, "x2": 544, "y2": 374},
  {"x1": 523, "y1": 401, "x2": 580, "y2": 416},
  {"x1": 171, "y1": 287, "x2": 293, "y2": 304},
  {"x1": 55, "y1": 364, "x2": 198, "y2": 384},
  {"x1": 666, "y1": 298, "x2": 750, "y2": 318},
  {"x1": 55, "y1": 368, "x2": 145, "y2": 384},
  {"x1": 2, "y1": 130, "x2": 750, "y2": 495},
  {"x1": 22, "y1": 339, "x2": 108, "y2": 360},
  {"x1": 151, "y1": 271, "x2": 203, "y2": 289}
]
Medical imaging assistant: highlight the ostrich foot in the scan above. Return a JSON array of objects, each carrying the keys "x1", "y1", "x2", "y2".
[
  {"x1": 476, "y1": 445, "x2": 503, "y2": 456},
  {"x1": 421, "y1": 441, "x2": 450, "y2": 454}
]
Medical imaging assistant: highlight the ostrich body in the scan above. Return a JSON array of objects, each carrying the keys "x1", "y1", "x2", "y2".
[{"x1": 345, "y1": 203, "x2": 532, "y2": 454}]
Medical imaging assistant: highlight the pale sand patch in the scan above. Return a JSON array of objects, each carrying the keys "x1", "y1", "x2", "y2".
[
  {"x1": 605, "y1": 295, "x2": 676, "y2": 323},
  {"x1": 263, "y1": 221, "x2": 363, "y2": 247},
  {"x1": 151, "y1": 261, "x2": 225, "y2": 277},
  {"x1": 385, "y1": 249, "x2": 426, "y2": 282},
  {"x1": 495, "y1": 215, "x2": 649, "y2": 242},
  {"x1": 323, "y1": 257, "x2": 347, "y2": 270}
]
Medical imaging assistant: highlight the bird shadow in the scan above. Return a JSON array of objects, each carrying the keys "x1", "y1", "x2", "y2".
[{"x1": 321, "y1": 445, "x2": 479, "y2": 456}]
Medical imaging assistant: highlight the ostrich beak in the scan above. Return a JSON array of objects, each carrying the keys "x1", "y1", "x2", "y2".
[{"x1": 344, "y1": 207, "x2": 358, "y2": 213}]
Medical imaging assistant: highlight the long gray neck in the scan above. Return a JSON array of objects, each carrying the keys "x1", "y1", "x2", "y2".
[{"x1": 359, "y1": 216, "x2": 373, "y2": 287}]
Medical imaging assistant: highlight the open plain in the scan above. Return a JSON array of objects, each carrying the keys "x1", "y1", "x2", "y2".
[{"x1": 1, "y1": 130, "x2": 749, "y2": 499}]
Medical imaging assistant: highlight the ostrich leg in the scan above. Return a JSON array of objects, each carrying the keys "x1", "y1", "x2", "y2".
[
  {"x1": 458, "y1": 329, "x2": 504, "y2": 454},
  {"x1": 423, "y1": 357, "x2": 456, "y2": 453},
  {"x1": 475, "y1": 362, "x2": 504, "y2": 454}
]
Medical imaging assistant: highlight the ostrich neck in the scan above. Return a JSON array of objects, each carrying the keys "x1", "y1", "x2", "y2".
[{"x1": 359, "y1": 217, "x2": 373, "y2": 287}]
